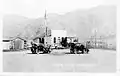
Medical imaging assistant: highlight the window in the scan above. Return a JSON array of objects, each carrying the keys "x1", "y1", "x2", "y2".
[
  {"x1": 42, "y1": 38, "x2": 44, "y2": 44},
  {"x1": 3, "y1": 40, "x2": 10, "y2": 42},
  {"x1": 58, "y1": 37, "x2": 60, "y2": 40},
  {"x1": 54, "y1": 37, "x2": 56, "y2": 43}
]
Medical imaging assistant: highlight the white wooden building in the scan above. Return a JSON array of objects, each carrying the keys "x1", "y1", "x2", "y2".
[
  {"x1": 3, "y1": 38, "x2": 11, "y2": 50},
  {"x1": 50, "y1": 30, "x2": 67, "y2": 46}
]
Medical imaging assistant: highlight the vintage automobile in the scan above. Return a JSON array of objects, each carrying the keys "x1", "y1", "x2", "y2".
[
  {"x1": 30, "y1": 42, "x2": 52, "y2": 54},
  {"x1": 69, "y1": 42, "x2": 89, "y2": 54}
]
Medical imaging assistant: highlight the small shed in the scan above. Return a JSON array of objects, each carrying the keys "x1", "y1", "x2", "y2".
[
  {"x1": 3, "y1": 38, "x2": 11, "y2": 51},
  {"x1": 11, "y1": 37, "x2": 27, "y2": 50}
]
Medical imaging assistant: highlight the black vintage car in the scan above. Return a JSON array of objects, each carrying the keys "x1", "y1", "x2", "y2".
[
  {"x1": 69, "y1": 42, "x2": 89, "y2": 54},
  {"x1": 30, "y1": 42, "x2": 51, "y2": 54}
]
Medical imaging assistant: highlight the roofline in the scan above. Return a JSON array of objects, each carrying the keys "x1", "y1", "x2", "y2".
[{"x1": 11, "y1": 37, "x2": 26, "y2": 41}]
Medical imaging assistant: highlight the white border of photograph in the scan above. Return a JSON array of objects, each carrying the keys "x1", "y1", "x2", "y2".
[{"x1": 0, "y1": 0, "x2": 120, "y2": 76}]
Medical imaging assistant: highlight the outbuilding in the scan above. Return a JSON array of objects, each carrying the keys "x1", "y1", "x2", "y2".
[
  {"x1": 3, "y1": 38, "x2": 11, "y2": 51},
  {"x1": 10, "y1": 37, "x2": 27, "y2": 50}
]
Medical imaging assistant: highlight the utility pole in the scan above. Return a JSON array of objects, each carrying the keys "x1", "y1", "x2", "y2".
[
  {"x1": 94, "y1": 29, "x2": 97, "y2": 48},
  {"x1": 92, "y1": 28, "x2": 97, "y2": 48},
  {"x1": 92, "y1": 17, "x2": 97, "y2": 48},
  {"x1": 44, "y1": 9, "x2": 48, "y2": 46},
  {"x1": 91, "y1": 36, "x2": 93, "y2": 48},
  {"x1": 44, "y1": 10, "x2": 47, "y2": 37}
]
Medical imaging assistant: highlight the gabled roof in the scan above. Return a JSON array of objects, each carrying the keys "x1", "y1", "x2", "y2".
[
  {"x1": 11, "y1": 37, "x2": 26, "y2": 41},
  {"x1": 33, "y1": 33, "x2": 45, "y2": 40}
]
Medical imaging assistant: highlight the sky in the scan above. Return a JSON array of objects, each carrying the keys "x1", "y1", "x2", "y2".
[{"x1": 2, "y1": 0, "x2": 117, "y2": 18}]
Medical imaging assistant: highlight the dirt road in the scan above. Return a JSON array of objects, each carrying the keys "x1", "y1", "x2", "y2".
[{"x1": 3, "y1": 49, "x2": 116, "y2": 72}]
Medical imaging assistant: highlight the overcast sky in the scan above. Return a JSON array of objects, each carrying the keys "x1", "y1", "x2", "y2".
[{"x1": 3, "y1": 0, "x2": 116, "y2": 18}]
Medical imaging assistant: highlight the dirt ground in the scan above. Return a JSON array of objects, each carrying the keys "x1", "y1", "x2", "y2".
[{"x1": 3, "y1": 49, "x2": 116, "y2": 72}]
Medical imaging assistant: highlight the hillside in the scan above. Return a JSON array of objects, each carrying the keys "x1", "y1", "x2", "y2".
[{"x1": 3, "y1": 5, "x2": 116, "y2": 42}]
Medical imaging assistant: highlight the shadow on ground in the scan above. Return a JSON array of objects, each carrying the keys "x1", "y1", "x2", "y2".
[{"x1": 26, "y1": 52, "x2": 88, "y2": 55}]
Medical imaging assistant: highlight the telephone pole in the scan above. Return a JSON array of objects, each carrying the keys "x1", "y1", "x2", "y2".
[
  {"x1": 94, "y1": 29, "x2": 97, "y2": 48},
  {"x1": 44, "y1": 10, "x2": 47, "y2": 37},
  {"x1": 44, "y1": 9, "x2": 48, "y2": 46},
  {"x1": 92, "y1": 28, "x2": 97, "y2": 48}
]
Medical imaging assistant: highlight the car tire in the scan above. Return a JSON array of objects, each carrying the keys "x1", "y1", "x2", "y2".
[
  {"x1": 77, "y1": 50, "x2": 79, "y2": 54},
  {"x1": 81, "y1": 50, "x2": 84, "y2": 54},
  {"x1": 31, "y1": 48, "x2": 35, "y2": 54}
]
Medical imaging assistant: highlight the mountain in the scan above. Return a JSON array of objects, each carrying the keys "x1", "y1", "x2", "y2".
[
  {"x1": 3, "y1": 14, "x2": 45, "y2": 39},
  {"x1": 3, "y1": 5, "x2": 116, "y2": 43},
  {"x1": 58, "y1": 5, "x2": 116, "y2": 40},
  {"x1": 3, "y1": 14, "x2": 29, "y2": 38}
]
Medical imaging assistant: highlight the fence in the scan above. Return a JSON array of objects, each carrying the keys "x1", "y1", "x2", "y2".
[{"x1": 86, "y1": 41, "x2": 116, "y2": 50}]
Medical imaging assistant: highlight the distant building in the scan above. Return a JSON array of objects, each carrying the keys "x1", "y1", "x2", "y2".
[
  {"x1": 33, "y1": 34, "x2": 45, "y2": 44},
  {"x1": 33, "y1": 29, "x2": 67, "y2": 47},
  {"x1": 105, "y1": 36, "x2": 116, "y2": 50},
  {"x1": 33, "y1": 27, "x2": 51, "y2": 45},
  {"x1": 3, "y1": 37, "x2": 27, "y2": 51},
  {"x1": 3, "y1": 38, "x2": 11, "y2": 51},
  {"x1": 51, "y1": 30, "x2": 67, "y2": 45},
  {"x1": 87, "y1": 35, "x2": 116, "y2": 49},
  {"x1": 10, "y1": 37, "x2": 27, "y2": 50},
  {"x1": 67, "y1": 33, "x2": 78, "y2": 43},
  {"x1": 33, "y1": 10, "x2": 77, "y2": 48}
]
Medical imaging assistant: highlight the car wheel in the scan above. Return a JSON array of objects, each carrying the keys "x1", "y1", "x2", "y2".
[
  {"x1": 86, "y1": 49, "x2": 89, "y2": 54},
  {"x1": 31, "y1": 48, "x2": 34, "y2": 54},
  {"x1": 81, "y1": 50, "x2": 84, "y2": 54},
  {"x1": 77, "y1": 50, "x2": 79, "y2": 54},
  {"x1": 48, "y1": 49, "x2": 51, "y2": 54}
]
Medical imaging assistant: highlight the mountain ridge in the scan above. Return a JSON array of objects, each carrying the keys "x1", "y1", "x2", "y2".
[{"x1": 3, "y1": 5, "x2": 116, "y2": 41}]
